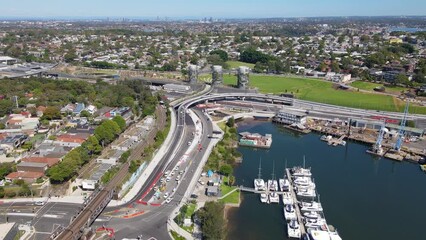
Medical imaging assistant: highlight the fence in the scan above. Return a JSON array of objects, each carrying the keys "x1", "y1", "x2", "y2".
[{"x1": 118, "y1": 162, "x2": 147, "y2": 198}]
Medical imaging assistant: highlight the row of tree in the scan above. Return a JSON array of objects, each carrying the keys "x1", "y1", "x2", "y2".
[{"x1": 47, "y1": 116, "x2": 125, "y2": 183}]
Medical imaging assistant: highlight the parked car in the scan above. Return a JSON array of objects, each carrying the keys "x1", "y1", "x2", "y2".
[{"x1": 34, "y1": 201, "x2": 45, "y2": 206}]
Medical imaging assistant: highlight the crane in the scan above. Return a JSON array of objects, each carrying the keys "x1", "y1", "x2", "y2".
[
  {"x1": 373, "y1": 121, "x2": 388, "y2": 155},
  {"x1": 394, "y1": 101, "x2": 410, "y2": 152}
]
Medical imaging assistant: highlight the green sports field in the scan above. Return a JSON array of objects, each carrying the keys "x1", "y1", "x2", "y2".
[
  {"x1": 350, "y1": 81, "x2": 408, "y2": 94},
  {"x1": 226, "y1": 61, "x2": 255, "y2": 69},
  {"x1": 222, "y1": 75, "x2": 426, "y2": 114}
]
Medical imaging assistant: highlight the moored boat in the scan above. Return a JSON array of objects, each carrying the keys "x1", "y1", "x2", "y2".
[
  {"x1": 269, "y1": 192, "x2": 280, "y2": 204},
  {"x1": 284, "y1": 204, "x2": 297, "y2": 220},
  {"x1": 287, "y1": 219, "x2": 301, "y2": 239}
]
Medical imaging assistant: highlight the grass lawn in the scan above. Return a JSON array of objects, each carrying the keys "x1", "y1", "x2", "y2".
[
  {"x1": 226, "y1": 61, "x2": 255, "y2": 69},
  {"x1": 170, "y1": 231, "x2": 186, "y2": 240},
  {"x1": 185, "y1": 203, "x2": 197, "y2": 218},
  {"x1": 350, "y1": 81, "x2": 408, "y2": 94},
  {"x1": 219, "y1": 176, "x2": 240, "y2": 204},
  {"x1": 29, "y1": 133, "x2": 45, "y2": 144},
  {"x1": 222, "y1": 74, "x2": 426, "y2": 114}
]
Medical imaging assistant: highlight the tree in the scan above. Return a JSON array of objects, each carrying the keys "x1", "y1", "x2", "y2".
[
  {"x1": 112, "y1": 116, "x2": 126, "y2": 132},
  {"x1": 0, "y1": 123, "x2": 5, "y2": 130},
  {"x1": 226, "y1": 117, "x2": 235, "y2": 128},
  {"x1": 196, "y1": 201, "x2": 225, "y2": 240},
  {"x1": 0, "y1": 99, "x2": 14, "y2": 117},
  {"x1": 79, "y1": 110, "x2": 91, "y2": 118},
  {"x1": 83, "y1": 136, "x2": 102, "y2": 155},
  {"x1": 209, "y1": 50, "x2": 228, "y2": 62},
  {"x1": 64, "y1": 50, "x2": 77, "y2": 63},
  {"x1": 42, "y1": 106, "x2": 61, "y2": 120},
  {"x1": 219, "y1": 164, "x2": 233, "y2": 176}
]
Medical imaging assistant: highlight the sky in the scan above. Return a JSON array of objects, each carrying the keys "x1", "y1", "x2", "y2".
[{"x1": 1, "y1": 0, "x2": 425, "y2": 19}]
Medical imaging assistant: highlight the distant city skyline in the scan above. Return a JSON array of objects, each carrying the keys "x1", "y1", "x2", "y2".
[{"x1": 1, "y1": 0, "x2": 426, "y2": 19}]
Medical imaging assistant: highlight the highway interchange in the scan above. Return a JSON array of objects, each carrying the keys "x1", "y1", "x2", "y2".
[{"x1": 1, "y1": 86, "x2": 426, "y2": 240}]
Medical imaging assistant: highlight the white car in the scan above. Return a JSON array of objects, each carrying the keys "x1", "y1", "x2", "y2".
[
  {"x1": 174, "y1": 166, "x2": 179, "y2": 171},
  {"x1": 164, "y1": 170, "x2": 170, "y2": 176},
  {"x1": 34, "y1": 201, "x2": 45, "y2": 206},
  {"x1": 188, "y1": 141, "x2": 192, "y2": 146},
  {"x1": 176, "y1": 175, "x2": 181, "y2": 181},
  {"x1": 166, "y1": 176, "x2": 171, "y2": 182},
  {"x1": 172, "y1": 187, "x2": 177, "y2": 192},
  {"x1": 164, "y1": 192, "x2": 169, "y2": 199},
  {"x1": 165, "y1": 197, "x2": 173, "y2": 203}
]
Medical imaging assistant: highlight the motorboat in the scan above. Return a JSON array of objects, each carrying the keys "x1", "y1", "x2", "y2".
[
  {"x1": 284, "y1": 204, "x2": 297, "y2": 220},
  {"x1": 308, "y1": 228, "x2": 342, "y2": 240},
  {"x1": 300, "y1": 201, "x2": 323, "y2": 212},
  {"x1": 297, "y1": 188, "x2": 316, "y2": 198},
  {"x1": 304, "y1": 217, "x2": 327, "y2": 228},
  {"x1": 268, "y1": 179, "x2": 278, "y2": 192},
  {"x1": 293, "y1": 177, "x2": 315, "y2": 187},
  {"x1": 279, "y1": 178, "x2": 290, "y2": 192},
  {"x1": 287, "y1": 219, "x2": 301, "y2": 239},
  {"x1": 292, "y1": 167, "x2": 312, "y2": 177},
  {"x1": 282, "y1": 192, "x2": 294, "y2": 205},
  {"x1": 269, "y1": 192, "x2": 280, "y2": 204},
  {"x1": 303, "y1": 211, "x2": 321, "y2": 219},
  {"x1": 254, "y1": 178, "x2": 266, "y2": 191},
  {"x1": 260, "y1": 193, "x2": 268, "y2": 203}
]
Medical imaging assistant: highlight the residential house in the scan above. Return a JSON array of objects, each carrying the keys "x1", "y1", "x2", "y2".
[{"x1": 16, "y1": 162, "x2": 48, "y2": 173}]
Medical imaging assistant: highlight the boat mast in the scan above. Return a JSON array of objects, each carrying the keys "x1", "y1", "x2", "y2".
[
  {"x1": 303, "y1": 155, "x2": 306, "y2": 168},
  {"x1": 271, "y1": 159, "x2": 275, "y2": 180},
  {"x1": 258, "y1": 157, "x2": 262, "y2": 179}
]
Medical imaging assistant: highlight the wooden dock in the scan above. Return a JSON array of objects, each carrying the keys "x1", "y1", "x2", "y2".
[{"x1": 286, "y1": 168, "x2": 306, "y2": 236}]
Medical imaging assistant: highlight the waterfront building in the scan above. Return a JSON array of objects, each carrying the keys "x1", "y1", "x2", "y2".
[{"x1": 274, "y1": 110, "x2": 307, "y2": 125}]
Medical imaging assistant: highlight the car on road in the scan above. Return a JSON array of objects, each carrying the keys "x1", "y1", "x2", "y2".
[
  {"x1": 174, "y1": 166, "x2": 179, "y2": 171},
  {"x1": 179, "y1": 170, "x2": 184, "y2": 175},
  {"x1": 164, "y1": 192, "x2": 169, "y2": 199},
  {"x1": 165, "y1": 170, "x2": 170, "y2": 176},
  {"x1": 172, "y1": 187, "x2": 177, "y2": 192},
  {"x1": 188, "y1": 141, "x2": 192, "y2": 146},
  {"x1": 176, "y1": 175, "x2": 181, "y2": 181},
  {"x1": 165, "y1": 197, "x2": 173, "y2": 204},
  {"x1": 34, "y1": 201, "x2": 45, "y2": 206},
  {"x1": 166, "y1": 176, "x2": 171, "y2": 182}
]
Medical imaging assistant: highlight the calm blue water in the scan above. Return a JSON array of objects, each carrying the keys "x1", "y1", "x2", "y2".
[{"x1": 227, "y1": 121, "x2": 426, "y2": 240}]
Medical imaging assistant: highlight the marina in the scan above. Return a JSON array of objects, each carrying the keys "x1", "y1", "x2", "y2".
[
  {"x1": 227, "y1": 121, "x2": 426, "y2": 240},
  {"x1": 239, "y1": 163, "x2": 342, "y2": 239}
]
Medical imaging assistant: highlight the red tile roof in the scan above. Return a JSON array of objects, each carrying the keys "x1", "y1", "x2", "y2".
[
  {"x1": 6, "y1": 171, "x2": 44, "y2": 180},
  {"x1": 22, "y1": 157, "x2": 60, "y2": 167}
]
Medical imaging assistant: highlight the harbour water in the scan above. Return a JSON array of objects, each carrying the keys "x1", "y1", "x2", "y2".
[{"x1": 226, "y1": 121, "x2": 426, "y2": 240}]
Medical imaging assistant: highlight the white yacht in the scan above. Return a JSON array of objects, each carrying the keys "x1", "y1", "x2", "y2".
[
  {"x1": 260, "y1": 193, "x2": 268, "y2": 203},
  {"x1": 292, "y1": 167, "x2": 312, "y2": 177},
  {"x1": 303, "y1": 211, "x2": 321, "y2": 219},
  {"x1": 283, "y1": 204, "x2": 297, "y2": 220},
  {"x1": 297, "y1": 188, "x2": 316, "y2": 198},
  {"x1": 293, "y1": 176, "x2": 315, "y2": 187},
  {"x1": 254, "y1": 158, "x2": 266, "y2": 191},
  {"x1": 300, "y1": 201, "x2": 323, "y2": 212},
  {"x1": 304, "y1": 217, "x2": 327, "y2": 229},
  {"x1": 269, "y1": 192, "x2": 280, "y2": 204},
  {"x1": 282, "y1": 192, "x2": 294, "y2": 205},
  {"x1": 308, "y1": 228, "x2": 342, "y2": 240},
  {"x1": 287, "y1": 219, "x2": 301, "y2": 239},
  {"x1": 279, "y1": 178, "x2": 290, "y2": 192},
  {"x1": 268, "y1": 179, "x2": 278, "y2": 191}
]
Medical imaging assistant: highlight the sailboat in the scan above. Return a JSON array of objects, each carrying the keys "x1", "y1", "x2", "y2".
[
  {"x1": 268, "y1": 159, "x2": 278, "y2": 192},
  {"x1": 254, "y1": 158, "x2": 266, "y2": 191},
  {"x1": 279, "y1": 159, "x2": 290, "y2": 192},
  {"x1": 292, "y1": 156, "x2": 312, "y2": 177}
]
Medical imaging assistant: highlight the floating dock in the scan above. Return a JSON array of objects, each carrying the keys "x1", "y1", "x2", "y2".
[
  {"x1": 286, "y1": 168, "x2": 306, "y2": 236},
  {"x1": 239, "y1": 132, "x2": 272, "y2": 149}
]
